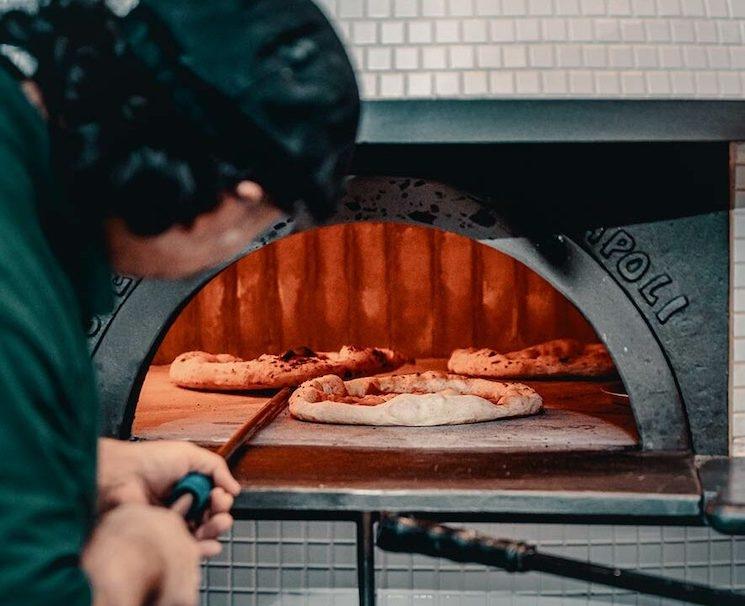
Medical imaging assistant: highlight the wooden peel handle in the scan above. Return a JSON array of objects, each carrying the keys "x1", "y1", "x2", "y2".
[
  {"x1": 168, "y1": 387, "x2": 292, "y2": 523},
  {"x1": 217, "y1": 387, "x2": 292, "y2": 463}
]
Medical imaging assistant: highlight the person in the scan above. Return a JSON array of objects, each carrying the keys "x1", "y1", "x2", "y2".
[{"x1": 0, "y1": 1, "x2": 359, "y2": 604}]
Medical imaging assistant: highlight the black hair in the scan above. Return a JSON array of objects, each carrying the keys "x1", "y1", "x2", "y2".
[{"x1": 0, "y1": 0, "x2": 276, "y2": 236}]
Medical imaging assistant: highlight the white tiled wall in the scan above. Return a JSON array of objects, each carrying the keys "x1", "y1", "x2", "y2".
[
  {"x1": 201, "y1": 520, "x2": 745, "y2": 604},
  {"x1": 731, "y1": 142, "x2": 745, "y2": 455},
  {"x1": 318, "y1": 0, "x2": 745, "y2": 98}
]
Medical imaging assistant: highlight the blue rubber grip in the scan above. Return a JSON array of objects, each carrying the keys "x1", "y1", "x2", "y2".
[{"x1": 169, "y1": 472, "x2": 214, "y2": 522}]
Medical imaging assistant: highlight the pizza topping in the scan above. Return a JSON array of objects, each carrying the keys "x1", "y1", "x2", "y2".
[
  {"x1": 280, "y1": 346, "x2": 318, "y2": 361},
  {"x1": 371, "y1": 348, "x2": 389, "y2": 364}
]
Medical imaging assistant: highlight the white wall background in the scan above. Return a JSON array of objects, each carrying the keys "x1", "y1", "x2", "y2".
[{"x1": 318, "y1": 0, "x2": 745, "y2": 99}]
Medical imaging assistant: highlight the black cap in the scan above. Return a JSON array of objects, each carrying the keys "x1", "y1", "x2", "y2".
[{"x1": 120, "y1": 0, "x2": 360, "y2": 219}]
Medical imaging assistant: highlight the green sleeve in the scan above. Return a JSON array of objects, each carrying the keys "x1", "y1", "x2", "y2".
[
  {"x1": 0, "y1": 64, "x2": 100, "y2": 605},
  {"x1": 0, "y1": 329, "x2": 93, "y2": 606}
]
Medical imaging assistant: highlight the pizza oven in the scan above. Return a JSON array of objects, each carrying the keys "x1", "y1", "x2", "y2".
[{"x1": 89, "y1": 102, "x2": 745, "y2": 603}]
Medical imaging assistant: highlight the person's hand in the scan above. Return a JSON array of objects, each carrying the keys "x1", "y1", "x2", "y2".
[
  {"x1": 83, "y1": 503, "x2": 214, "y2": 606},
  {"x1": 97, "y1": 438, "x2": 240, "y2": 542}
]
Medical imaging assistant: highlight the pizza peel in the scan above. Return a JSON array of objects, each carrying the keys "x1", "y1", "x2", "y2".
[{"x1": 168, "y1": 387, "x2": 292, "y2": 522}]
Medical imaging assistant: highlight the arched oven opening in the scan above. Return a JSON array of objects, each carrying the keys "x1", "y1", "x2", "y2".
[
  {"x1": 90, "y1": 172, "x2": 720, "y2": 521},
  {"x1": 135, "y1": 220, "x2": 641, "y2": 453},
  {"x1": 94, "y1": 176, "x2": 690, "y2": 453}
]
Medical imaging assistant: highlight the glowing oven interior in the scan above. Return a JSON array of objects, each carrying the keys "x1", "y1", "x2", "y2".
[{"x1": 133, "y1": 222, "x2": 637, "y2": 452}]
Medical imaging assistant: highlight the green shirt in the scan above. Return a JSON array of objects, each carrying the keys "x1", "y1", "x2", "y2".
[{"x1": 0, "y1": 68, "x2": 99, "y2": 604}]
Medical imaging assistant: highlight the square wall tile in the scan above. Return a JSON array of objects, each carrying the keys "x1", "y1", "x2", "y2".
[
  {"x1": 367, "y1": 0, "x2": 391, "y2": 17},
  {"x1": 463, "y1": 70, "x2": 490, "y2": 94},
  {"x1": 393, "y1": 0, "x2": 418, "y2": 16},
  {"x1": 407, "y1": 72, "x2": 433, "y2": 96},
  {"x1": 477, "y1": 44, "x2": 502, "y2": 67},
  {"x1": 381, "y1": 22, "x2": 405, "y2": 44},
  {"x1": 489, "y1": 70, "x2": 516, "y2": 93},
  {"x1": 422, "y1": 0, "x2": 447, "y2": 16},
  {"x1": 408, "y1": 21, "x2": 434, "y2": 43},
  {"x1": 435, "y1": 71, "x2": 461, "y2": 95},
  {"x1": 423, "y1": 46, "x2": 448, "y2": 68}
]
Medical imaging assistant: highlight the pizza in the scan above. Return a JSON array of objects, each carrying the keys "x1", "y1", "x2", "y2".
[
  {"x1": 170, "y1": 345, "x2": 407, "y2": 391},
  {"x1": 448, "y1": 338, "x2": 614, "y2": 379},
  {"x1": 289, "y1": 371, "x2": 543, "y2": 426}
]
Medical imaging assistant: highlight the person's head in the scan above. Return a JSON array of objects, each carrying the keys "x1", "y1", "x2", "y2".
[{"x1": 0, "y1": 0, "x2": 359, "y2": 278}]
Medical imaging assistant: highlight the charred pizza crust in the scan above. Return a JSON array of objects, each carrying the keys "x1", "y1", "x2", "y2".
[
  {"x1": 170, "y1": 346, "x2": 407, "y2": 391},
  {"x1": 448, "y1": 339, "x2": 614, "y2": 379},
  {"x1": 289, "y1": 371, "x2": 543, "y2": 426}
]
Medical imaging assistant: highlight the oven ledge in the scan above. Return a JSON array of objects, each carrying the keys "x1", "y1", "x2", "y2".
[{"x1": 231, "y1": 447, "x2": 703, "y2": 523}]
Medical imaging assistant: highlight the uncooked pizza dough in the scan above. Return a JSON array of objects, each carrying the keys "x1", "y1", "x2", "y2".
[
  {"x1": 289, "y1": 371, "x2": 543, "y2": 426},
  {"x1": 170, "y1": 345, "x2": 407, "y2": 391},
  {"x1": 448, "y1": 339, "x2": 614, "y2": 379}
]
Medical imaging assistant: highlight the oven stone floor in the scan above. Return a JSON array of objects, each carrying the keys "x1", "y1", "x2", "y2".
[{"x1": 134, "y1": 360, "x2": 638, "y2": 452}]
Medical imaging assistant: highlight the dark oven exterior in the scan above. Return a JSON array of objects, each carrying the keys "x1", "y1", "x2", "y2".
[{"x1": 89, "y1": 139, "x2": 731, "y2": 526}]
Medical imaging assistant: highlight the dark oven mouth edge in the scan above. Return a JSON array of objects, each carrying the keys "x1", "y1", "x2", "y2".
[{"x1": 91, "y1": 176, "x2": 689, "y2": 452}]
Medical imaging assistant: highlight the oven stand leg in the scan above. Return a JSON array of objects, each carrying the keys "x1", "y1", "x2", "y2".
[{"x1": 356, "y1": 511, "x2": 376, "y2": 606}]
